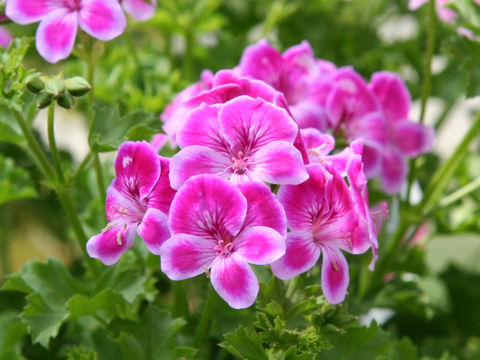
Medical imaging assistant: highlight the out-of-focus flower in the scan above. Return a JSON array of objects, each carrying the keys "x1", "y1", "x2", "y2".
[
  {"x1": 6, "y1": 0, "x2": 126, "y2": 62},
  {"x1": 120, "y1": 0, "x2": 156, "y2": 21},
  {"x1": 160, "y1": 175, "x2": 286, "y2": 309},
  {"x1": 327, "y1": 68, "x2": 434, "y2": 193},
  {"x1": 87, "y1": 141, "x2": 176, "y2": 265},
  {"x1": 408, "y1": 0, "x2": 457, "y2": 23},
  {"x1": 169, "y1": 95, "x2": 308, "y2": 189},
  {"x1": 237, "y1": 40, "x2": 336, "y2": 131},
  {"x1": 0, "y1": 26, "x2": 11, "y2": 48}
]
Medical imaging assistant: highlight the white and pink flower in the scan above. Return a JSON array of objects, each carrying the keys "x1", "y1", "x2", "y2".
[
  {"x1": 160, "y1": 175, "x2": 286, "y2": 309},
  {"x1": 86, "y1": 141, "x2": 176, "y2": 265},
  {"x1": 6, "y1": 0, "x2": 126, "y2": 62}
]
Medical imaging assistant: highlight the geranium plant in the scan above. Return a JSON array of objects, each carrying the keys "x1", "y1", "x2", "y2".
[{"x1": 1, "y1": 0, "x2": 480, "y2": 359}]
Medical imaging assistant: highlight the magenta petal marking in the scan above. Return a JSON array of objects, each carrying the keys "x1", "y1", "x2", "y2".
[
  {"x1": 251, "y1": 141, "x2": 309, "y2": 185},
  {"x1": 169, "y1": 145, "x2": 232, "y2": 189},
  {"x1": 237, "y1": 182, "x2": 287, "y2": 236},
  {"x1": 321, "y1": 246, "x2": 349, "y2": 304},
  {"x1": 137, "y1": 208, "x2": 170, "y2": 254},
  {"x1": 210, "y1": 254, "x2": 259, "y2": 309},
  {"x1": 78, "y1": 0, "x2": 126, "y2": 41},
  {"x1": 219, "y1": 96, "x2": 298, "y2": 154},
  {"x1": 168, "y1": 175, "x2": 247, "y2": 239},
  {"x1": 6, "y1": 0, "x2": 55, "y2": 24},
  {"x1": 271, "y1": 232, "x2": 320, "y2": 280},
  {"x1": 369, "y1": 71, "x2": 411, "y2": 123},
  {"x1": 122, "y1": 0, "x2": 157, "y2": 21},
  {"x1": 86, "y1": 224, "x2": 136, "y2": 266},
  {"x1": 234, "y1": 226, "x2": 285, "y2": 265},
  {"x1": 160, "y1": 234, "x2": 217, "y2": 280},
  {"x1": 113, "y1": 141, "x2": 160, "y2": 200},
  {"x1": 35, "y1": 9, "x2": 78, "y2": 63},
  {"x1": 277, "y1": 164, "x2": 327, "y2": 231}
]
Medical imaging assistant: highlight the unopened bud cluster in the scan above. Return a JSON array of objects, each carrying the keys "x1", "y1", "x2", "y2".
[{"x1": 26, "y1": 74, "x2": 91, "y2": 110}]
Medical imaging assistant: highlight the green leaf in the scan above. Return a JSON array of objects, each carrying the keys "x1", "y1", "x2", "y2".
[
  {"x1": 0, "y1": 311, "x2": 27, "y2": 360},
  {"x1": 21, "y1": 293, "x2": 69, "y2": 348},
  {"x1": 113, "y1": 306, "x2": 194, "y2": 360},
  {"x1": 390, "y1": 337, "x2": 419, "y2": 360},
  {"x1": 0, "y1": 155, "x2": 37, "y2": 206},
  {"x1": 1, "y1": 259, "x2": 79, "y2": 348},
  {"x1": 88, "y1": 105, "x2": 159, "y2": 152},
  {"x1": 67, "y1": 289, "x2": 129, "y2": 322},
  {"x1": 0, "y1": 104, "x2": 23, "y2": 144},
  {"x1": 321, "y1": 322, "x2": 392, "y2": 360},
  {"x1": 220, "y1": 326, "x2": 268, "y2": 360},
  {"x1": 64, "y1": 346, "x2": 98, "y2": 360}
]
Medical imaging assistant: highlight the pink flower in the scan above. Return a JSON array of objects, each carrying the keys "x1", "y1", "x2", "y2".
[
  {"x1": 6, "y1": 0, "x2": 126, "y2": 63},
  {"x1": 408, "y1": 0, "x2": 457, "y2": 23},
  {"x1": 326, "y1": 68, "x2": 434, "y2": 193},
  {"x1": 87, "y1": 141, "x2": 176, "y2": 265},
  {"x1": 271, "y1": 163, "x2": 359, "y2": 304},
  {"x1": 160, "y1": 175, "x2": 286, "y2": 308},
  {"x1": 0, "y1": 26, "x2": 11, "y2": 48},
  {"x1": 169, "y1": 95, "x2": 309, "y2": 189},
  {"x1": 237, "y1": 40, "x2": 336, "y2": 131},
  {"x1": 119, "y1": 0, "x2": 156, "y2": 21},
  {"x1": 301, "y1": 129, "x2": 383, "y2": 269}
]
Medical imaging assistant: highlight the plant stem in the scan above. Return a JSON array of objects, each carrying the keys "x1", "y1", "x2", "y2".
[
  {"x1": 193, "y1": 285, "x2": 215, "y2": 349},
  {"x1": 172, "y1": 281, "x2": 190, "y2": 319},
  {"x1": 420, "y1": 112, "x2": 480, "y2": 215},
  {"x1": 13, "y1": 109, "x2": 56, "y2": 182},
  {"x1": 69, "y1": 151, "x2": 94, "y2": 184},
  {"x1": 86, "y1": 48, "x2": 106, "y2": 205},
  {"x1": 438, "y1": 177, "x2": 480, "y2": 208},
  {"x1": 47, "y1": 103, "x2": 65, "y2": 183},
  {"x1": 406, "y1": 0, "x2": 436, "y2": 204}
]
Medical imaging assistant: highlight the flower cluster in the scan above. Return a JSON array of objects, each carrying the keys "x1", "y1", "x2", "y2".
[
  {"x1": 6, "y1": 0, "x2": 157, "y2": 63},
  {"x1": 84, "y1": 40, "x2": 423, "y2": 309}
]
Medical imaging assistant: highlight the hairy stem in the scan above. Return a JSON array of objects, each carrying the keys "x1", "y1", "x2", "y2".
[
  {"x1": 47, "y1": 103, "x2": 65, "y2": 183},
  {"x1": 193, "y1": 285, "x2": 215, "y2": 349}
]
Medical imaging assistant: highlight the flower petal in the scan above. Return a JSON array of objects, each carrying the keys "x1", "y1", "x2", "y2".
[
  {"x1": 160, "y1": 234, "x2": 216, "y2": 280},
  {"x1": 277, "y1": 164, "x2": 327, "y2": 231},
  {"x1": 146, "y1": 157, "x2": 176, "y2": 214},
  {"x1": 380, "y1": 147, "x2": 408, "y2": 194},
  {"x1": 219, "y1": 96, "x2": 298, "y2": 155},
  {"x1": 301, "y1": 128, "x2": 335, "y2": 162},
  {"x1": 6, "y1": 0, "x2": 57, "y2": 24},
  {"x1": 234, "y1": 226, "x2": 285, "y2": 265},
  {"x1": 369, "y1": 71, "x2": 411, "y2": 122},
  {"x1": 211, "y1": 255, "x2": 259, "y2": 309},
  {"x1": 168, "y1": 175, "x2": 248, "y2": 239},
  {"x1": 271, "y1": 231, "x2": 320, "y2": 280},
  {"x1": 112, "y1": 141, "x2": 160, "y2": 200},
  {"x1": 0, "y1": 26, "x2": 12, "y2": 49},
  {"x1": 237, "y1": 181, "x2": 287, "y2": 236},
  {"x1": 78, "y1": 0, "x2": 126, "y2": 41},
  {"x1": 169, "y1": 145, "x2": 231, "y2": 189},
  {"x1": 321, "y1": 246, "x2": 349, "y2": 304},
  {"x1": 176, "y1": 103, "x2": 225, "y2": 150},
  {"x1": 391, "y1": 121, "x2": 434, "y2": 157},
  {"x1": 250, "y1": 141, "x2": 309, "y2": 185},
  {"x1": 35, "y1": 9, "x2": 77, "y2": 63},
  {"x1": 238, "y1": 39, "x2": 283, "y2": 89},
  {"x1": 137, "y1": 208, "x2": 170, "y2": 254},
  {"x1": 86, "y1": 224, "x2": 136, "y2": 265},
  {"x1": 122, "y1": 0, "x2": 156, "y2": 21}
]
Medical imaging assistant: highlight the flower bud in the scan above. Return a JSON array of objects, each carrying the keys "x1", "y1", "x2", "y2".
[
  {"x1": 57, "y1": 92, "x2": 75, "y2": 109},
  {"x1": 45, "y1": 78, "x2": 65, "y2": 98},
  {"x1": 26, "y1": 76, "x2": 45, "y2": 94},
  {"x1": 64, "y1": 76, "x2": 91, "y2": 97},
  {"x1": 36, "y1": 92, "x2": 52, "y2": 109}
]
